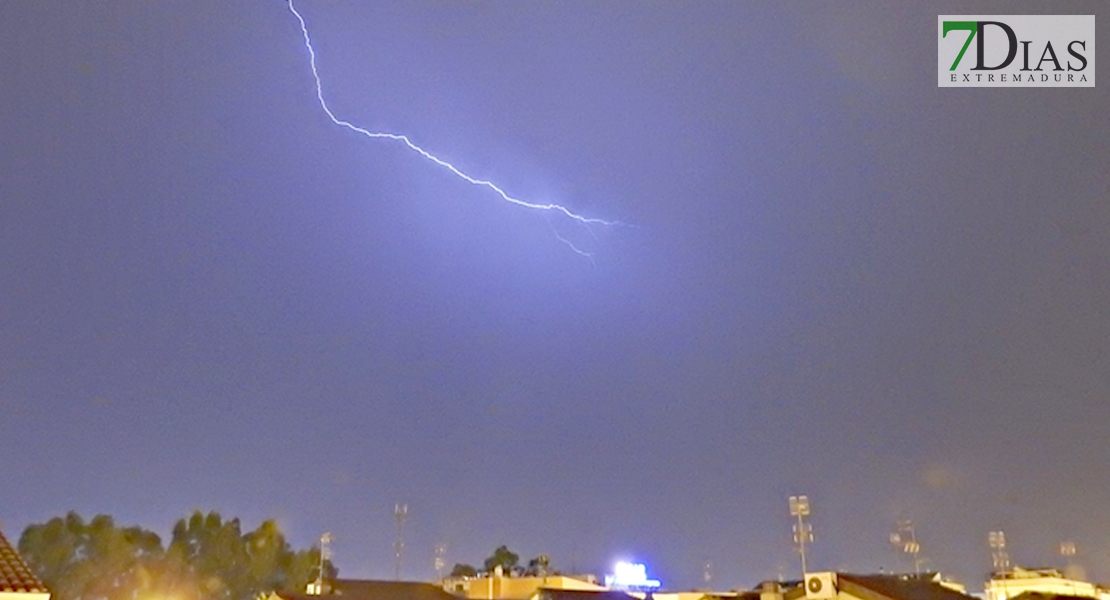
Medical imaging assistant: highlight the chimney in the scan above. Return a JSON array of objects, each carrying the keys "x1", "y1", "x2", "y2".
[{"x1": 761, "y1": 581, "x2": 784, "y2": 600}]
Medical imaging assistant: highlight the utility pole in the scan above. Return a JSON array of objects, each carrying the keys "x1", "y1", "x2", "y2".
[
  {"x1": 789, "y1": 495, "x2": 813, "y2": 576},
  {"x1": 394, "y1": 503, "x2": 408, "y2": 580}
]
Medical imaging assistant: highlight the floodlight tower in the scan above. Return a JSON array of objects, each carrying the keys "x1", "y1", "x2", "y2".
[
  {"x1": 890, "y1": 520, "x2": 922, "y2": 576},
  {"x1": 789, "y1": 495, "x2": 813, "y2": 576},
  {"x1": 435, "y1": 543, "x2": 447, "y2": 579},
  {"x1": 1059, "y1": 540, "x2": 1076, "y2": 563},
  {"x1": 314, "y1": 532, "x2": 332, "y2": 594},
  {"x1": 1059, "y1": 541, "x2": 1077, "y2": 595},
  {"x1": 394, "y1": 503, "x2": 408, "y2": 580},
  {"x1": 989, "y1": 531, "x2": 1009, "y2": 573},
  {"x1": 989, "y1": 531, "x2": 1010, "y2": 600}
]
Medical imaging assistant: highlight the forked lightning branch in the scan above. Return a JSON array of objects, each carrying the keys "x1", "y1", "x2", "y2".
[{"x1": 284, "y1": 0, "x2": 618, "y2": 257}]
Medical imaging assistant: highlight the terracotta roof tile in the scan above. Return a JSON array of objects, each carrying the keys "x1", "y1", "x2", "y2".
[{"x1": 0, "y1": 528, "x2": 49, "y2": 594}]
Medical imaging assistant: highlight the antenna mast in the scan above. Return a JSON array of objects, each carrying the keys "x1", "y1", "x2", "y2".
[
  {"x1": 789, "y1": 495, "x2": 813, "y2": 576},
  {"x1": 394, "y1": 503, "x2": 408, "y2": 580}
]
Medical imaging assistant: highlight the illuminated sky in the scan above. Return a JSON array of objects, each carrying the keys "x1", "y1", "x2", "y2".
[{"x1": 1, "y1": 0, "x2": 1108, "y2": 591}]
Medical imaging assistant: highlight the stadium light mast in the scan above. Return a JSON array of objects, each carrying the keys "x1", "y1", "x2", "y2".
[
  {"x1": 989, "y1": 531, "x2": 1009, "y2": 573},
  {"x1": 1059, "y1": 541, "x2": 1078, "y2": 595},
  {"x1": 435, "y1": 543, "x2": 447, "y2": 579},
  {"x1": 789, "y1": 495, "x2": 813, "y2": 576},
  {"x1": 313, "y1": 532, "x2": 331, "y2": 595},
  {"x1": 1059, "y1": 540, "x2": 1076, "y2": 565},
  {"x1": 989, "y1": 531, "x2": 1010, "y2": 600}
]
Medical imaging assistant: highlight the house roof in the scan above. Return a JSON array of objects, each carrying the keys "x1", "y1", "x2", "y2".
[
  {"x1": 277, "y1": 580, "x2": 461, "y2": 600},
  {"x1": 535, "y1": 589, "x2": 642, "y2": 600},
  {"x1": 1010, "y1": 593, "x2": 1098, "y2": 600},
  {"x1": 0, "y1": 528, "x2": 49, "y2": 594},
  {"x1": 837, "y1": 573, "x2": 973, "y2": 600},
  {"x1": 705, "y1": 593, "x2": 758, "y2": 600}
]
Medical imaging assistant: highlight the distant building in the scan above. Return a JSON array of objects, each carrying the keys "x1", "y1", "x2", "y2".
[
  {"x1": 534, "y1": 589, "x2": 641, "y2": 600},
  {"x1": 269, "y1": 579, "x2": 463, "y2": 600},
  {"x1": 985, "y1": 568, "x2": 1110, "y2": 600},
  {"x1": 0, "y1": 528, "x2": 50, "y2": 600},
  {"x1": 441, "y1": 569, "x2": 607, "y2": 600},
  {"x1": 627, "y1": 592, "x2": 728, "y2": 600},
  {"x1": 752, "y1": 572, "x2": 973, "y2": 600}
]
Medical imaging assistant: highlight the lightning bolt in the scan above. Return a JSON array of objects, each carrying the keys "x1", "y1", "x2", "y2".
[{"x1": 285, "y1": 0, "x2": 617, "y2": 258}]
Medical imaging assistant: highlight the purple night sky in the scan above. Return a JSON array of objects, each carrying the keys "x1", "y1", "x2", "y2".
[{"x1": 2, "y1": 0, "x2": 1108, "y2": 592}]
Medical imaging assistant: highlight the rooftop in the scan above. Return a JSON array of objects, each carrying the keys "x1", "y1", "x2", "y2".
[
  {"x1": 275, "y1": 579, "x2": 462, "y2": 600},
  {"x1": 837, "y1": 573, "x2": 974, "y2": 600},
  {"x1": 535, "y1": 589, "x2": 643, "y2": 600},
  {"x1": 0, "y1": 528, "x2": 48, "y2": 594}
]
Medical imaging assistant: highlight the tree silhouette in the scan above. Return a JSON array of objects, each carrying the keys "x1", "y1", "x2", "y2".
[{"x1": 482, "y1": 546, "x2": 519, "y2": 574}]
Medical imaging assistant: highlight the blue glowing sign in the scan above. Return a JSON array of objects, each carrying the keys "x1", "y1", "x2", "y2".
[{"x1": 605, "y1": 562, "x2": 661, "y2": 590}]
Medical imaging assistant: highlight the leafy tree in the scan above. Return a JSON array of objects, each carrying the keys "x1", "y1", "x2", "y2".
[
  {"x1": 449, "y1": 563, "x2": 478, "y2": 578},
  {"x1": 19, "y1": 511, "x2": 331, "y2": 600},
  {"x1": 524, "y1": 555, "x2": 550, "y2": 577},
  {"x1": 18, "y1": 512, "x2": 187, "y2": 600},
  {"x1": 243, "y1": 519, "x2": 327, "y2": 593},
  {"x1": 167, "y1": 511, "x2": 331, "y2": 600},
  {"x1": 482, "y1": 546, "x2": 519, "y2": 574},
  {"x1": 167, "y1": 511, "x2": 251, "y2": 600}
]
